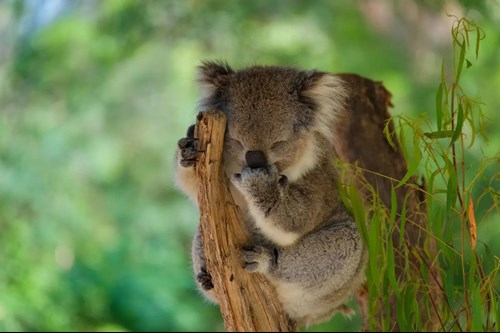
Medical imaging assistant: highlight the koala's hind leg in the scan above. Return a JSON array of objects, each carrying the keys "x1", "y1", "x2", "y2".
[
  {"x1": 245, "y1": 221, "x2": 365, "y2": 283},
  {"x1": 242, "y1": 220, "x2": 366, "y2": 325},
  {"x1": 243, "y1": 220, "x2": 367, "y2": 300},
  {"x1": 337, "y1": 304, "x2": 356, "y2": 318},
  {"x1": 191, "y1": 227, "x2": 218, "y2": 303}
]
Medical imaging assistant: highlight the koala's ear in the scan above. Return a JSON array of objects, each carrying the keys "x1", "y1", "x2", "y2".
[
  {"x1": 300, "y1": 72, "x2": 349, "y2": 145},
  {"x1": 197, "y1": 60, "x2": 234, "y2": 98}
]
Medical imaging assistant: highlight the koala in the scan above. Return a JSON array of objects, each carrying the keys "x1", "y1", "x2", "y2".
[{"x1": 175, "y1": 61, "x2": 368, "y2": 328}]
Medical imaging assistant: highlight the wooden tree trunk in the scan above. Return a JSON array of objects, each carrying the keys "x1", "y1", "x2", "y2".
[{"x1": 195, "y1": 110, "x2": 296, "y2": 332}]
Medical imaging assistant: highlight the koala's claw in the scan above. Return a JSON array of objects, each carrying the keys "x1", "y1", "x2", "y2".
[
  {"x1": 241, "y1": 245, "x2": 274, "y2": 273},
  {"x1": 196, "y1": 267, "x2": 214, "y2": 291},
  {"x1": 177, "y1": 125, "x2": 199, "y2": 168}
]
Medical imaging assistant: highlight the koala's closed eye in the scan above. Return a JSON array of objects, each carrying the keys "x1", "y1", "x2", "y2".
[
  {"x1": 227, "y1": 138, "x2": 244, "y2": 150},
  {"x1": 270, "y1": 141, "x2": 287, "y2": 151}
]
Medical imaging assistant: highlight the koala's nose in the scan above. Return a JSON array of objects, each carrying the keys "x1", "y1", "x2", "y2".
[{"x1": 245, "y1": 150, "x2": 268, "y2": 169}]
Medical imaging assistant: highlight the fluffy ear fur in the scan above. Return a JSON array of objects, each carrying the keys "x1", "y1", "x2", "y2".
[
  {"x1": 197, "y1": 60, "x2": 233, "y2": 99},
  {"x1": 300, "y1": 72, "x2": 348, "y2": 146}
]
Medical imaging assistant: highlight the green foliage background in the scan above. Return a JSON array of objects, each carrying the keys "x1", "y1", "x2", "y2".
[{"x1": 0, "y1": 0, "x2": 498, "y2": 331}]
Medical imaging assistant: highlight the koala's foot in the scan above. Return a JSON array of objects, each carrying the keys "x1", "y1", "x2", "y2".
[
  {"x1": 196, "y1": 266, "x2": 214, "y2": 291},
  {"x1": 241, "y1": 245, "x2": 276, "y2": 274},
  {"x1": 177, "y1": 124, "x2": 198, "y2": 167},
  {"x1": 194, "y1": 266, "x2": 218, "y2": 303}
]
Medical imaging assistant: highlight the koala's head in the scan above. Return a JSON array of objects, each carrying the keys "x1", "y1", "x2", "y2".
[{"x1": 197, "y1": 61, "x2": 348, "y2": 181}]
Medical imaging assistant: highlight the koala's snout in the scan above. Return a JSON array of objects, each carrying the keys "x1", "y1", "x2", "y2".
[{"x1": 245, "y1": 150, "x2": 268, "y2": 169}]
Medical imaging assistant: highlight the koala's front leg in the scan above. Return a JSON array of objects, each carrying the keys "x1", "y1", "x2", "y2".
[
  {"x1": 175, "y1": 124, "x2": 199, "y2": 203},
  {"x1": 231, "y1": 165, "x2": 313, "y2": 246}
]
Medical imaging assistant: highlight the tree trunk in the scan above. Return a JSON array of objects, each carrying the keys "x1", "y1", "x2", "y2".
[
  {"x1": 335, "y1": 74, "x2": 442, "y2": 331},
  {"x1": 195, "y1": 110, "x2": 296, "y2": 332}
]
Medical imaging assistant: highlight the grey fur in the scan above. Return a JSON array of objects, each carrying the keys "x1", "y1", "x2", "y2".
[{"x1": 175, "y1": 61, "x2": 367, "y2": 328}]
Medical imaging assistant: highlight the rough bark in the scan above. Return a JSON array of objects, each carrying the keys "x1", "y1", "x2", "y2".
[
  {"x1": 335, "y1": 74, "x2": 441, "y2": 331},
  {"x1": 195, "y1": 110, "x2": 296, "y2": 332}
]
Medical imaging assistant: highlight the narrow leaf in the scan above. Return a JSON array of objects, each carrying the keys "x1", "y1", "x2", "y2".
[
  {"x1": 424, "y1": 130, "x2": 454, "y2": 139},
  {"x1": 368, "y1": 214, "x2": 380, "y2": 292},
  {"x1": 466, "y1": 59, "x2": 472, "y2": 68},
  {"x1": 444, "y1": 266, "x2": 455, "y2": 308},
  {"x1": 450, "y1": 103, "x2": 464, "y2": 147},
  {"x1": 383, "y1": 119, "x2": 397, "y2": 150},
  {"x1": 389, "y1": 186, "x2": 397, "y2": 230},
  {"x1": 387, "y1": 238, "x2": 399, "y2": 297},
  {"x1": 441, "y1": 59, "x2": 447, "y2": 95},
  {"x1": 396, "y1": 134, "x2": 421, "y2": 188},
  {"x1": 456, "y1": 42, "x2": 466, "y2": 82},
  {"x1": 465, "y1": 25, "x2": 470, "y2": 48},
  {"x1": 399, "y1": 193, "x2": 409, "y2": 248},
  {"x1": 471, "y1": 285, "x2": 483, "y2": 331},
  {"x1": 398, "y1": 121, "x2": 407, "y2": 158},
  {"x1": 396, "y1": 287, "x2": 409, "y2": 331},
  {"x1": 349, "y1": 182, "x2": 367, "y2": 243},
  {"x1": 445, "y1": 157, "x2": 457, "y2": 213},
  {"x1": 468, "y1": 196, "x2": 477, "y2": 249},
  {"x1": 436, "y1": 83, "x2": 443, "y2": 131},
  {"x1": 475, "y1": 28, "x2": 480, "y2": 60}
]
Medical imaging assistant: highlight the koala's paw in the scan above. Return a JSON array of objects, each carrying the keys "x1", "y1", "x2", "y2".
[
  {"x1": 231, "y1": 165, "x2": 287, "y2": 196},
  {"x1": 177, "y1": 124, "x2": 199, "y2": 168},
  {"x1": 241, "y1": 245, "x2": 276, "y2": 274},
  {"x1": 196, "y1": 266, "x2": 214, "y2": 291}
]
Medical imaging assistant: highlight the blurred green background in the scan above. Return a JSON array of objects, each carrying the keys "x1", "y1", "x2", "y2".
[{"x1": 0, "y1": 0, "x2": 498, "y2": 332}]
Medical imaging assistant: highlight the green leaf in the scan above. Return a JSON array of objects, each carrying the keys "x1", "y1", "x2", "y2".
[
  {"x1": 337, "y1": 182, "x2": 352, "y2": 212},
  {"x1": 399, "y1": 193, "x2": 409, "y2": 248},
  {"x1": 396, "y1": 287, "x2": 409, "y2": 331},
  {"x1": 435, "y1": 83, "x2": 443, "y2": 131},
  {"x1": 465, "y1": 100, "x2": 477, "y2": 148},
  {"x1": 424, "y1": 130, "x2": 454, "y2": 139},
  {"x1": 445, "y1": 159, "x2": 458, "y2": 213},
  {"x1": 440, "y1": 59, "x2": 447, "y2": 95},
  {"x1": 396, "y1": 133, "x2": 421, "y2": 188},
  {"x1": 465, "y1": 25, "x2": 470, "y2": 48},
  {"x1": 496, "y1": 299, "x2": 500, "y2": 333},
  {"x1": 384, "y1": 119, "x2": 397, "y2": 151},
  {"x1": 427, "y1": 169, "x2": 438, "y2": 226},
  {"x1": 349, "y1": 182, "x2": 367, "y2": 243},
  {"x1": 444, "y1": 266, "x2": 454, "y2": 308},
  {"x1": 476, "y1": 28, "x2": 480, "y2": 60},
  {"x1": 389, "y1": 186, "x2": 397, "y2": 230},
  {"x1": 386, "y1": 238, "x2": 399, "y2": 297},
  {"x1": 471, "y1": 285, "x2": 483, "y2": 331},
  {"x1": 368, "y1": 213, "x2": 380, "y2": 294},
  {"x1": 450, "y1": 103, "x2": 464, "y2": 147},
  {"x1": 398, "y1": 120, "x2": 408, "y2": 159},
  {"x1": 466, "y1": 58, "x2": 472, "y2": 68},
  {"x1": 456, "y1": 42, "x2": 466, "y2": 82},
  {"x1": 404, "y1": 285, "x2": 417, "y2": 330}
]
